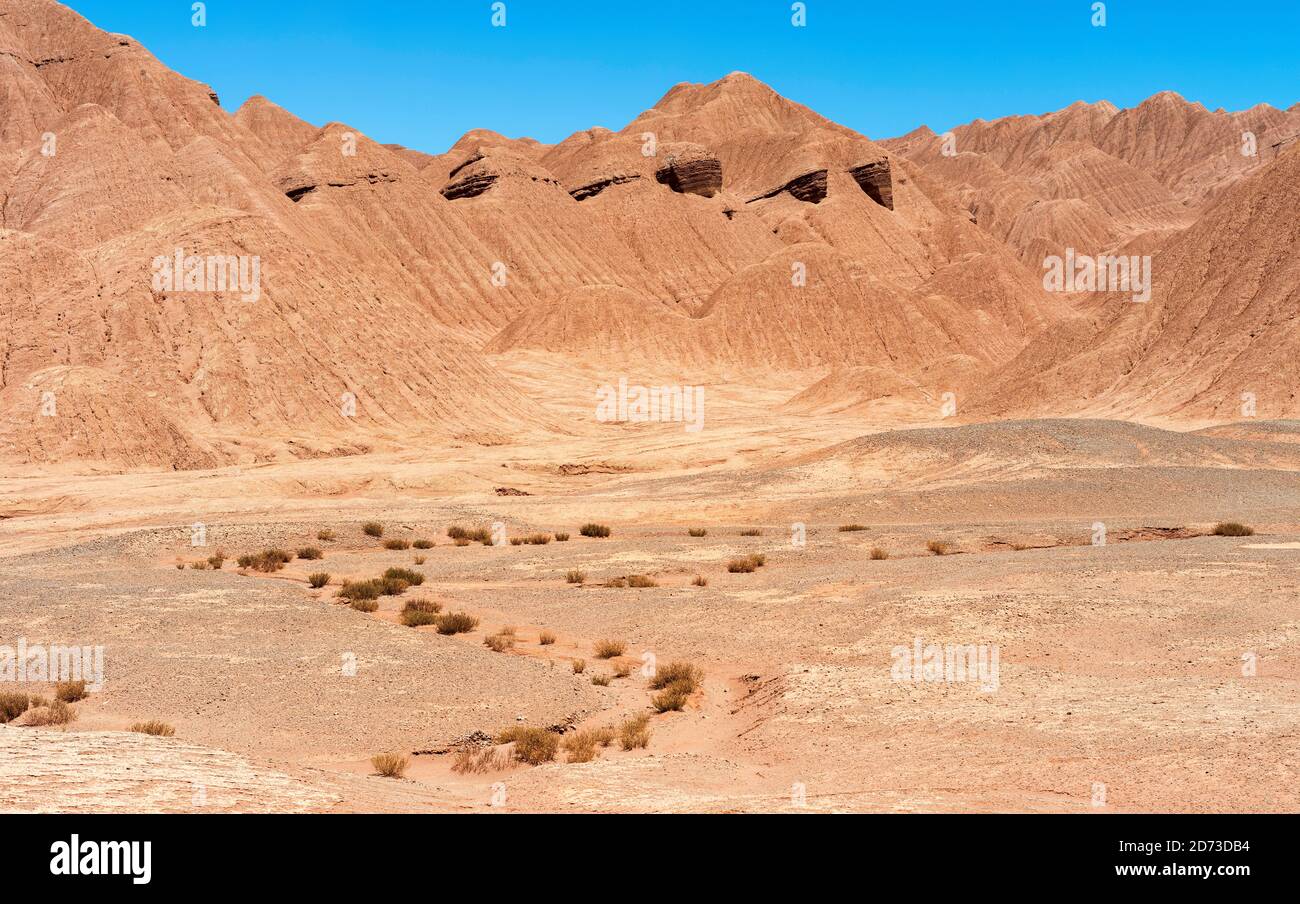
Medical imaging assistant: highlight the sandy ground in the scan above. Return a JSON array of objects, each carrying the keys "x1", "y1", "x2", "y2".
[{"x1": 3, "y1": 399, "x2": 1299, "y2": 813}]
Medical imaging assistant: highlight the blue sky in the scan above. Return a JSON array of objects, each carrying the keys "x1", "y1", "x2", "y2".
[{"x1": 63, "y1": 0, "x2": 1300, "y2": 154}]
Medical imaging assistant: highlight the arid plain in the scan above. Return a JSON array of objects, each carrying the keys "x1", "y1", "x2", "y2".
[{"x1": 2, "y1": 0, "x2": 1299, "y2": 812}]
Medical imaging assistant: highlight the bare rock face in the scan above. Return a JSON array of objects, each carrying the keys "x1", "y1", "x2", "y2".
[
  {"x1": 849, "y1": 159, "x2": 894, "y2": 209},
  {"x1": 655, "y1": 145, "x2": 723, "y2": 197},
  {"x1": 748, "y1": 169, "x2": 828, "y2": 204}
]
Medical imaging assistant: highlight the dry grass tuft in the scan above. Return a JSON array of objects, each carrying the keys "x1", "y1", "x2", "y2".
[
  {"x1": 613, "y1": 663, "x2": 632, "y2": 679},
  {"x1": 496, "y1": 726, "x2": 559, "y2": 765},
  {"x1": 413, "y1": 556, "x2": 426, "y2": 565},
  {"x1": 650, "y1": 662, "x2": 701, "y2": 693},
  {"x1": 383, "y1": 567, "x2": 425, "y2": 587},
  {"x1": 338, "y1": 579, "x2": 382, "y2": 603},
  {"x1": 563, "y1": 730, "x2": 605, "y2": 763},
  {"x1": 451, "y1": 745, "x2": 511, "y2": 775},
  {"x1": 371, "y1": 752, "x2": 408, "y2": 778},
  {"x1": 413, "y1": 539, "x2": 434, "y2": 550},
  {"x1": 362, "y1": 522, "x2": 384, "y2": 538},
  {"x1": 927, "y1": 540, "x2": 953, "y2": 556},
  {"x1": 870, "y1": 547, "x2": 889, "y2": 560},
  {"x1": 739, "y1": 528, "x2": 763, "y2": 537},
  {"x1": 580, "y1": 523, "x2": 612, "y2": 538},
  {"x1": 131, "y1": 720, "x2": 175, "y2": 737},
  {"x1": 627, "y1": 574, "x2": 658, "y2": 588},
  {"x1": 297, "y1": 547, "x2": 323, "y2": 561},
  {"x1": 554, "y1": 532, "x2": 570, "y2": 542},
  {"x1": 55, "y1": 680, "x2": 87, "y2": 703},
  {"x1": 566, "y1": 570, "x2": 587, "y2": 585},
  {"x1": 688, "y1": 528, "x2": 708, "y2": 537},
  {"x1": 619, "y1": 714, "x2": 651, "y2": 750},
  {"x1": 591, "y1": 673, "x2": 612, "y2": 687},
  {"x1": 523, "y1": 533, "x2": 552, "y2": 545},
  {"x1": 538, "y1": 630, "x2": 557, "y2": 646},
  {"x1": 484, "y1": 633, "x2": 516, "y2": 653},
  {"x1": 24, "y1": 699, "x2": 76, "y2": 727},
  {"x1": 652, "y1": 685, "x2": 692, "y2": 712},
  {"x1": 317, "y1": 529, "x2": 337, "y2": 542},
  {"x1": 1212, "y1": 521, "x2": 1255, "y2": 537},
  {"x1": 384, "y1": 539, "x2": 411, "y2": 551},
  {"x1": 436, "y1": 612, "x2": 479, "y2": 635},
  {"x1": 593, "y1": 639, "x2": 626, "y2": 659},
  {"x1": 839, "y1": 524, "x2": 868, "y2": 532},
  {"x1": 350, "y1": 598, "x2": 379, "y2": 613},
  {"x1": 207, "y1": 553, "x2": 226, "y2": 570},
  {"x1": 727, "y1": 553, "x2": 766, "y2": 573},
  {"x1": 572, "y1": 658, "x2": 586, "y2": 674},
  {"x1": 693, "y1": 575, "x2": 709, "y2": 587}
]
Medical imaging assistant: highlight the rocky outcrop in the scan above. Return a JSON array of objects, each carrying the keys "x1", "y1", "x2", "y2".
[
  {"x1": 848, "y1": 159, "x2": 894, "y2": 209},
  {"x1": 570, "y1": 173, "x2": 641, "y2": 201},
  {"x1": 655, "y1": 147, "x2": 723, "y2": 197},
  {"x1": 747, "y1": 169, "x2": 828, "y2": 204},
  {"x1": 441, "y1": 153, "x2": 562, "y2": 200}
]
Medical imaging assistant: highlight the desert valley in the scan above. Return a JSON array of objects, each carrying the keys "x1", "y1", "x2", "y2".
[{"x1": 1, "y1": 0, "x2": 1299, "y2": 814}]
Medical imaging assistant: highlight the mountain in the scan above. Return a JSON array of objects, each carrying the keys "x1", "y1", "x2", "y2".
[{"x1": 1, "y1": 0, "x2": 1296, "y2": 469}]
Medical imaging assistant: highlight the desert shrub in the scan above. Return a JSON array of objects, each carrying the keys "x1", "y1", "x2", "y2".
[
  {"x1": 650, "y1": 662, "x2": 701, "y2": 693},
  {"x1": 688, "y1": 528, "x2": 708, "y2": 537},
  {"x1": 539, "y1": 630, "x2": 557, "y2": 646},
  {"x1": 436, "y1": 612, "x2": 479, "y2": 635},
  {"x1": 652, "y1": 684, "x2": 692, "y2": 712},
  {"x1": 350, "y1": 598, "x2": 379, "y2": 613},
  {"x1": 739, "y1": 529, "x2": 763, "y2": 537},
  {"x1": 484, "y1": 633, "x2": 515, "y2": 653},
  {"x1": 510, "y1": 538, "x2": 525, "y2": 546},
  {"x1": 564, "y1": 730, "x2": 603, "y2": 763},
  {"x1": 580, "y1": 523, "x2": 611, "y2": 538},
  {"x1": 338, "y1": 579, "x2": 383, "y2": 603},
  {"x1": 449, "y1": 526, "x2": 492, "y2": 544},
  {"x1": 839, "y1": 524, "x2": 868, "y2": 532},
  {"x1": 413, "y1": 556, "x2": 426, "y2": 565},
  {"x1": 693, "y1": 575, "x2": 709, "y2": 587},
  {"x1": 207, "y1": 553, "x2": 226, "y2": 570},
  {"x1": 383, "y1": 567, "x2": 425, "y2": 587},
  {"x1": 175, "y1": 561, "x2": 185, "y2": 570},
  {"x1": 317, "y1": 529, "x2": 337, "y2": 542},
  {"x1": 371, "y1": 752, "x2": 408, "y2": 778},
  {"x1": 362, "y1": 522, "x2": 384, "y2": 538},
  {"x1": 55, "y1": 680, "x2": 87, "y2": 703},
  {"x1": 524, "y1": 534, "x2": 552, "y2": 545},
  {"x1": 591, "y1": 673, "x2": 611, "y2": 687},
  {"x1": 497, "y1": 726, "x2": 559, "y2": 765},
  {"x1": 131, "y1": 721, "x2": 175, "y2": 737},
  {"x1": 927, "y1": 540, "x2": 952, "y2": 556},
  {"x1": 572, "y1": 659, "x2": 586, "y2": 675},
  {"x1": 602, "y1": 577, "x2": 628, "y2": 589},
  {"x1": 413, "y1": 539, "x2": 434, "y2": 549},
  {"x1": 25, "y1": 700, "x2": 76, "y2": 727},
  {"x1": 590, "y1": 727, "x2": 617, "y2": 748},
  {"x1": 190, "y1": 561, "x2": 208, "y2": 570},
  {"x1": 379, "y1": 577, "x2": 410, "y2": 597},
  {"x1": 1212, "y1": 522, "x2": 1254, "y2": 537},
  {"x1": 870, "y1": 547, "x2": 890, "y2": 560},
  {"x1": 447, "y1": 525, "x2": 469, "y2": 540},
  {"x1": 400, "y1": 608, "x2": 437, "y2": 627},
  {"x1": 619, "y1": 714, "x2": 651, "y2": 750},
  {"x1": 248, "y1": 549, "x2": 291, "y2": 573},
  {"x1": 384, "y1": 539, "x2": 411, "y2": 551},
  {"x1": 0, "y1": 692, "x2": 30, "y2": 723},
  {"x1": 593, "y1": 639, "x2": 626, "y2": 659},
  {"x1": 566, "y1": 570, "x2": 586, "y2": 585},
  {"x1": 297, "y1": 547, "x2": 323, "y2": 561},
  {"x1": 613, "y1": 663, "x2": 632, "y2": 679},
  {"x1": 627, "y1": 574, "x2": 658, "y2": 588},
  {"x1": 470, "y1": 529, "x2": 493, "y2": 545},
  {"x1": 236, "y1": 554, "x2": 255, "y2": 568},
  {"x1": 554, "y1": 533, "x2": 570, "y2": 542},
  {"x1": 403, "y1": 598, "x2": 442, "y2": 615},
  {"x1": 499, "y1": 625, "x2": 516, "y2": 636}
]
